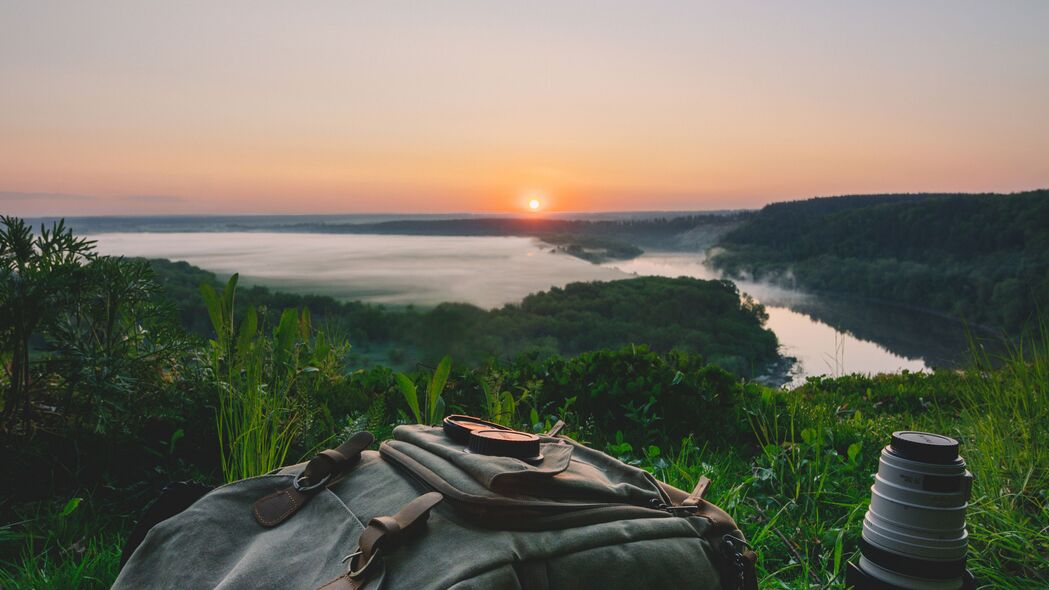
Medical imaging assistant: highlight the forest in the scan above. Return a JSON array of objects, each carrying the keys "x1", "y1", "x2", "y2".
[
  {"x1": 148, "y1": 258, "x2": 780, "y2": 377},
  {"x1": 709, "y1": 190, "x2": 1049, "y2": 332}
]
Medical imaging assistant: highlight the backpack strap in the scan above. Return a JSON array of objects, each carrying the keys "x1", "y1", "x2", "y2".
[
  {"x1": 252, "y1": 431, "x2": 374, "y2": 527},
  {"x1": 317, "y1": 492, "x2": 444, "y2": 590}
]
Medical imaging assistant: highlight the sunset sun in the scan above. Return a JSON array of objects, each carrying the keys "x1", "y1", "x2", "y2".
[{"x1": 528, "y1": 199, "x2": 541, "y2": 211}]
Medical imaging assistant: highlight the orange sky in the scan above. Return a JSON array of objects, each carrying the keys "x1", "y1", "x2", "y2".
[{"x1": 2, "y1": 2, "x2": 1047, "y2": 216}]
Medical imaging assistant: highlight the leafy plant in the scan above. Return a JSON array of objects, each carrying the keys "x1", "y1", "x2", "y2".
[
  {"x1": 605, "y1": 431, "x2": 633, "y2": 458},
  {"x1": 395, "y1": 355, "x2": 451, "y2": 425},
  {"x1": 47, "y1": 256, "x2": 190, "y2": 434},
  {"x1": 202, "y1": 274, "x2": 347, "y2": 482},
  {"x1": 537, "y1": 346, "x2": 743, "y2": 446},
  {"x1": 0, "y1": 217, "x2": 95, "y2": 424},
  {"x1": 480, "y1": 377, "x2": 526, "y2": 427}
]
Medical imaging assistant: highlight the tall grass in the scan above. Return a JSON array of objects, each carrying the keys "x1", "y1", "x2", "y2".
[
  {"x1": 946, "y1": 321, "x2": 1049, "y2": 584},
  {"x1": 621, "y1": 321, "x2": 1049, "y2": 588},
  {"x1": 202, "y1": 274, "x2": 345, "y2": 482}
]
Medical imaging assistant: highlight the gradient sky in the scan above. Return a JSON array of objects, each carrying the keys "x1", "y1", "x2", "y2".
[{"x1": 2, "y1": 1, "x2": 1047, "y2": 215}]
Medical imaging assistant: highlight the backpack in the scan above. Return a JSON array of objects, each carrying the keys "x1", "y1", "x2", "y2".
[{"x1": 115, "y1": 422, "x2": 758, "y2": 589}]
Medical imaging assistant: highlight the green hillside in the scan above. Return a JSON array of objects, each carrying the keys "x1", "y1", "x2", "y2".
[
  {"x1": 148, "y1": 259, "x2": 780, "y2": 377},
  {"x1": 710, "y1": 190, "x2": 1049, "y2": 331}
]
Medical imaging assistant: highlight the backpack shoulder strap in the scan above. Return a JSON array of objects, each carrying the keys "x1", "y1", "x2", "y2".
[
  {"x1": 317, "y1": 492, "x2": 444, "y2": 590},
  {"x1": 253, "y1": 431, "x2": 374, "y2": 527}
]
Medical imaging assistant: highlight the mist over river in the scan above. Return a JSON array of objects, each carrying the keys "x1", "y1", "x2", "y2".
[{"x1": 93, "y1": 232, "x2": 972, "y2": 386}]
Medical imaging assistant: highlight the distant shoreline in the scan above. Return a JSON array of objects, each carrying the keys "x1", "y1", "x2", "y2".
[{"x1": 50, "y1": 212, "x2": 746, "y2": 265}]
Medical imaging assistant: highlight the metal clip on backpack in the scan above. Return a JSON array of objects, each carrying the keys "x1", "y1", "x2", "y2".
[{"x1": 115, "y1": 417, "x2": 758, "y2": 590}]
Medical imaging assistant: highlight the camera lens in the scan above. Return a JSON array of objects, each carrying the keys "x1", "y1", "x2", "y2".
[{"x1": 847, "y1": 431, "x2": 975, "y2": 590}]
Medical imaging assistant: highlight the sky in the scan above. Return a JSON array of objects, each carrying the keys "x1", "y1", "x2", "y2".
[{"x1": 2, "y1": 1, "x2": 1048, "y2": 216}]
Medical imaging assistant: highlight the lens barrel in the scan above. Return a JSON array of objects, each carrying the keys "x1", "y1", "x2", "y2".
[{"x1": 846, "y1": 432, "x2": 975, "y2": 590}]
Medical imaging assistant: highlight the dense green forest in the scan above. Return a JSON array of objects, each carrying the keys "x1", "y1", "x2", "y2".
[
  {"x1": 3, "y1": 216, "x2": 1047, "y2": 588},
  {"x1": 148, "y1": 258, "x2": 779, "y2": 377},
  {"x1": 710, "y1": 190, "x2": 1049, "y2": 332}
]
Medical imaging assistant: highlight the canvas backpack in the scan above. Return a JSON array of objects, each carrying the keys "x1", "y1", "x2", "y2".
[{"x1": 115, "y1": 422, "x2": 758, "y2": 589}]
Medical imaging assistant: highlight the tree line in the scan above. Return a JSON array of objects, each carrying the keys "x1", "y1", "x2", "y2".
[
  {"x1": 148, "y1": 258, "x2": 780, "y2": 377},
  {"x1": 710, "y1": 190, "x2": 1049, "y2": 332}
]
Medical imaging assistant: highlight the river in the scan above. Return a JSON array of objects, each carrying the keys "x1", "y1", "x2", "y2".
[{"x1": 92, "y1": 232, "x2": 973, "y2": 386}]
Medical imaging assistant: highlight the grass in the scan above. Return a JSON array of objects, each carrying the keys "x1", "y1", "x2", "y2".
[
  {"x1": 203, "y1": 274, "x2": 345, "y2": 482},
  {"x1": 203, "y1": 274, "x2": 302, "y2": 482},
  {"x1": 622, "y1": 322, "x2": 1049, "y2": 588},
  {"x1": 0, "y1": 498, "x2": 125, "y2": 590},
  {"x1": 3, "y1": 326, "x2": 1047, "y2": 588},
  {"x1": 950, "y1": 322, "x2": 1049, "y2": 584}
]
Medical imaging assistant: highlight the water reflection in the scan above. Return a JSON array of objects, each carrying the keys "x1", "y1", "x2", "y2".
[{"x1": 603, "y1": 252, "x2": 976, "y2": 385}]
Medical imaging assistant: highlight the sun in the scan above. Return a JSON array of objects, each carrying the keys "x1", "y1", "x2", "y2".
[{"x1": 528, "y1": 199, "x2": 541, "y2": 211}]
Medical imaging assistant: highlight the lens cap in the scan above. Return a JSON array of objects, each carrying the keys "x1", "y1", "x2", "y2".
[
  {"x1": 468, "y1": 429, "x2": 543, "y2": 462},
  {"x1": 442, "y1": 415, "x2": 513, "y2": 444},
  {"x1": 890, "y1": 431, "x2": 960, "y2": 465}
]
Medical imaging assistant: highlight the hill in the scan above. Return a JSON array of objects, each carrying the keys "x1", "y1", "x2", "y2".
[
  {"x1": 709, "y1": 190, "x2": 1049, "y2": 331},
  {"x1": 147, "y1": 259, "x2": 781, "y2": 377}
]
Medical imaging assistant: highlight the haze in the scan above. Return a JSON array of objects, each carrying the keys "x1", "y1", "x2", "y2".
[
  {"x1": 2, "y1": 1, "x2": 1047, "y2": 216},
  {"x1": 91, "y1": 232, "x2": 626, "y2": 308}
]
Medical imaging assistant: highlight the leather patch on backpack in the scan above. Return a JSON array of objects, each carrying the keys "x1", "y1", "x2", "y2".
[{"x1": 253, "y1": 488, "x2": 307, "y2": 527}]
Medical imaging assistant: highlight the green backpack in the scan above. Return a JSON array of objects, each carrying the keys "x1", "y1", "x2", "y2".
[{"x1": 115, "y1": 423, "x2": 757, "y2": 589}]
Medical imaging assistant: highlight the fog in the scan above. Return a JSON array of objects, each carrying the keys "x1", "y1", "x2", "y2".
[{"x1": 92, "y1": 232, "x2": 626, "y2": 308}]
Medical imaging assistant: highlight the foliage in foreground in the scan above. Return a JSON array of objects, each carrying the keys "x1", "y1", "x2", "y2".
[
  {"x1": 1, "y1": 217, "x2": 93, "y2": 424},
  {"x1": 5, "y1": 330, "x2": 1047, "y2": 588},
  {"x1": 202, "y1": 273, "x2": 347, "y2": 482},
  {"x1": 0, "y1": 497, "x2": 124, "y2": 590}
]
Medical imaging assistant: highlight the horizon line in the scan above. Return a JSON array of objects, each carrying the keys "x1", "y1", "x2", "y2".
[{"x1": 6, "y1": 187, "x2": 1045, "y2": 220}]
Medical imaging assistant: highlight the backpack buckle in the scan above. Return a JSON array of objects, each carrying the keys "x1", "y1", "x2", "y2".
[
  {"x1": 293, "y1": 472, "x2": 332, "y2": 493},
  {"x1": 343, "y1": 547, "x2": 382, "y2": 579}
]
